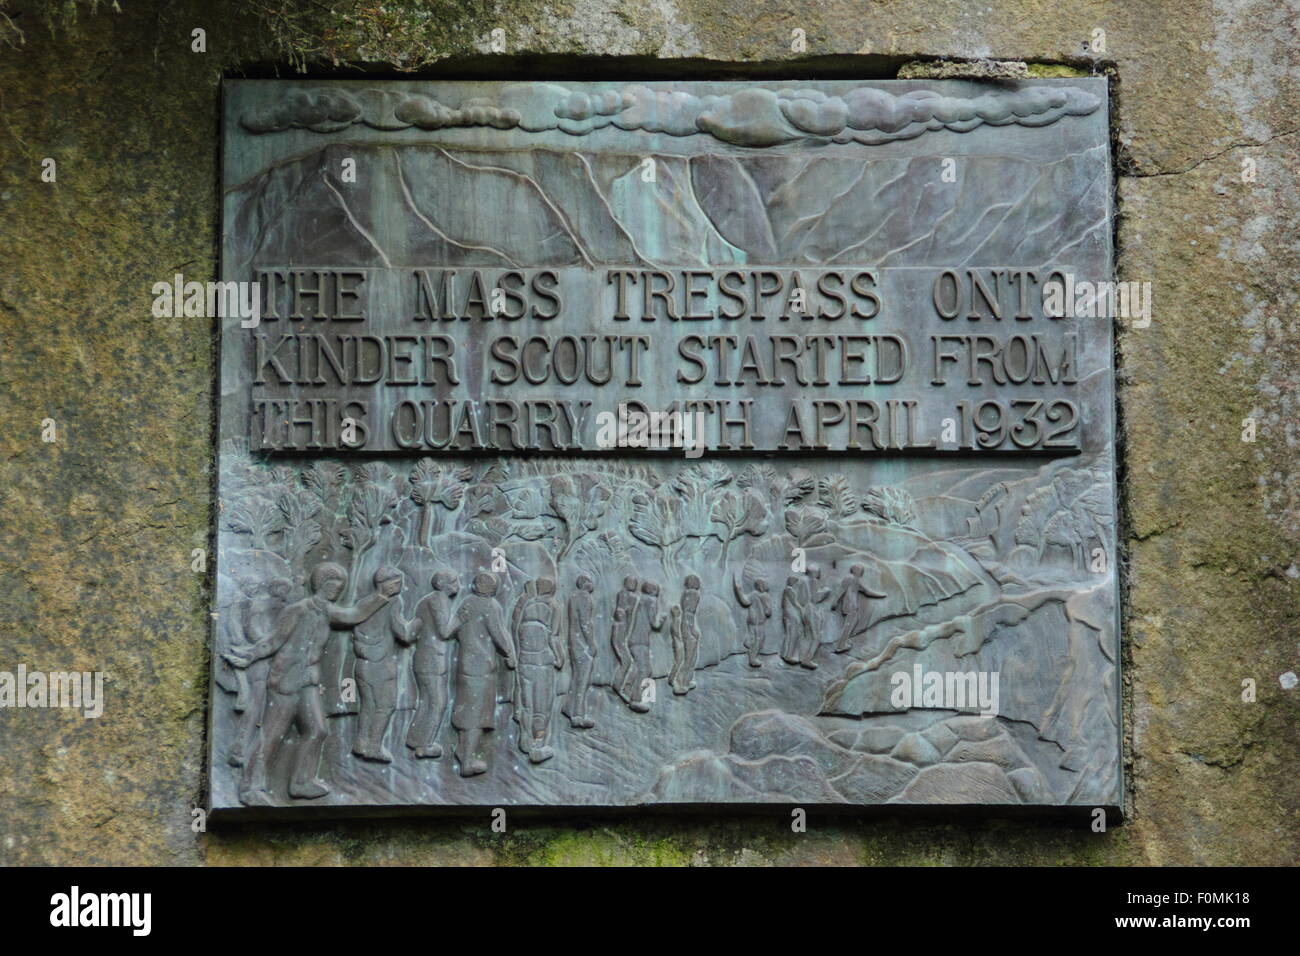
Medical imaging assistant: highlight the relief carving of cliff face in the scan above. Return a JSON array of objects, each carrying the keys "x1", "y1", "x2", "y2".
[{"x1": 211, "y1": 80, "x2": 1119, "y2": 813}]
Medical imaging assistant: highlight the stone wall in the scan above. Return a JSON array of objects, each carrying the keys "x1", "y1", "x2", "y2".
[{"x1": 0, "y1": 0, "x2": 1295, "y2": 865}]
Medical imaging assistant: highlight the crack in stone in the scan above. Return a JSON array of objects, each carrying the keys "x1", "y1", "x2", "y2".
[{"x1": 1123, "y1": 128, "x2": 1299, "y2": 179}]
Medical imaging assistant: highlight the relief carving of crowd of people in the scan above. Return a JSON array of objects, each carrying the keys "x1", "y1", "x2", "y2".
[{"x1": 216, "y1": 452, "x2": 1108, "y2": 805}]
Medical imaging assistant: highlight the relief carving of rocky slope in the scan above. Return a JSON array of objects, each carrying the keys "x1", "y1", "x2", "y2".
[{"x1": 229, "y1": 142, "x2": 1108, "y2": 271}]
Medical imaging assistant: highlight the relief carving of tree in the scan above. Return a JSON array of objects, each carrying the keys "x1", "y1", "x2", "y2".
[
  {"x1": 457, "y1": 477, "x2": 555, "y2": 549},
  {"x1": 276, "y1": 491, "x2": 322, "y2": 572},
  {"x1": 481, "y1": 458, "x2": 509, "y2": 484},
  {"x1": 671, "y1": 462, "x2": 733, "y2": 543},
  {"x1": 861, "y1": 485, "x2": 917, "y2": 527},
  {"x1": 300, "y1": 462, "x2": 348, "y2": 558},
  {"x1": 780, "y1": 467, "x2": 816, "y2": 506},
  {"x1": 408, "y1": 459, "x2": 471, "y2": 548},
  {"x1": 784, "y1": 506, "x2": 835, "y2": 549},
  {"x1": 630, "y1": 486, "x2": 686, "y2": 574},
  {"x1": 817, "y1": 474, "x2": 858, "y2": 518},
  {"x1": 711, "y1": 488, "x2": 768, "y2": 568},
  {"x1": 223, "y1": 500, "x2": 281, "y2": 551},
  {"x1": 736, "y1": 463, "x2": 780, "y2": 504},
  {"x1": 574, "y1": 531, "x2": 632, "y2": 589},
  {"x1": 550, "y1": 473, "x2": 611, "y2": 560},
  {"x1": 461, "y1": 481, "x2": 507, "y2": 523},
  {"x1": 340, "y1": 465, "x2": 399, "y2": 599}
]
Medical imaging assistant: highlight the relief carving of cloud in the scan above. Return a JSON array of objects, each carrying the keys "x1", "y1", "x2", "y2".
[{"x1": 242, "y1": 82, "x2": 1101, "y2": 147}]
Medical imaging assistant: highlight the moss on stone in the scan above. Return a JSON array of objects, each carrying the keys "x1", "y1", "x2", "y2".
[{"x1": 1026, "y1": 62, "x2": 1090, "y2": 77}]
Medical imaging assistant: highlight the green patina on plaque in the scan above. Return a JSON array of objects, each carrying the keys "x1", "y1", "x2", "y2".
[{"x1": 211, "y1": 79, "x2": 1119, "y2": 816}]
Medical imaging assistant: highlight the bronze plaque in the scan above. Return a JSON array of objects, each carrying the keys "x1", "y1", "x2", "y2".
[{"x1": 211, "y1": 79, "x2": 1119, "y2": 815}]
